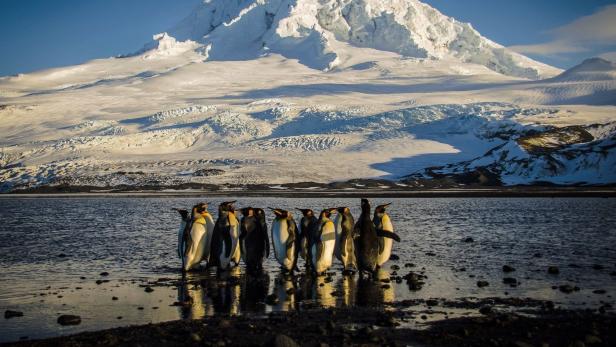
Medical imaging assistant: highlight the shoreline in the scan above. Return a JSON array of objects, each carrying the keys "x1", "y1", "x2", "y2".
[
  {"x1": 2, "y1": 187, "x2": 616, "y2": 198},
  {"x1": 3, "y1": 303, "x2": 615, "y2": 346}
]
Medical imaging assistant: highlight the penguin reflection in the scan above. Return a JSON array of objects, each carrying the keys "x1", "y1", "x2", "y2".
[
  {"x1": 210, "y1": 267, "x2": 241, "y2": 315},
  {"x1": 273, "y1": 273, "x2": 297, "y2": 311},
  {"x1": 356, "y1": 269, "x2": 395, "y2": 307},
  {"x1": 240, "y1": 272, "x2": 270, "y2": 313},
  {"x1": 176, "y1": 275, "x2": 214, "y2": 320}
]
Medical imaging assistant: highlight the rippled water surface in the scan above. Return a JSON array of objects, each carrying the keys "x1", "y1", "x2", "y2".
[{"x1": 1, "y1": 197, "x2": 615, "y2": 342}]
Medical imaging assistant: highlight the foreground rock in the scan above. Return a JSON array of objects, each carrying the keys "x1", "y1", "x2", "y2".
[
  {"x1": 4, "y1": 306, "x2": 615, "y2": 347},
  {"x1": 57, "y1": 315, "x2": 81, "y2": 326}
]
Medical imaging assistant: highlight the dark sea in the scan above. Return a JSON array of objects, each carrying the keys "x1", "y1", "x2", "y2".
[{"x1": 1, "y1": 197, "x2": 615, "y2": 342}]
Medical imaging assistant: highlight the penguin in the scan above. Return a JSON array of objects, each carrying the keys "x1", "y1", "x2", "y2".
[
  {"x1": 211, "y1": 201, "x2": 240, "y2": 271},
  {"x1": 296, "y1": 208, "x2": 318, "y2": 270},
  {"x1": 173, "y1": 208, "x2": 190, "y2": 263},
  {"x1": 176, "y1": 203, "x2": 215, "y2": 272},
  {"x1": 311, "y1": 208, "x2": 337, "y2": 275},
  {"x1": 239, "y1": 207, "x2": 269, "y2": 274},
  {"x1": 269, "y1": 208, "x2": 299, "y2": 273},
  {"x1": 354, "y1": 199, "x2": 401, "y2": 277},
  {"x1": 334, "y1": 206, "x2": 357, "y2": 273},
  {"x1": 373, "y1": 203, "x2": 401, "y2": 266},
  {"x1": 354, "y1": 198, "x2": 379, "y2": 277}
]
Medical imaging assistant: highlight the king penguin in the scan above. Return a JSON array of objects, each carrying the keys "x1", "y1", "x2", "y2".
[
  {"x1": 270, "y1": 208, "x2": 299, "y2": 273},
  {"x1": 373, "y1": 203, "x2": 401, "y2": 266},
  {"x1": 354, "y1": 199, "x2": 379, "y2": 277},
  {"x1": 176, "y1": 203, "x2": 215, "y2": 272},
  {"x1": 239, "y1": 207, "x2": 270, "y2": 274},
  {"x1": 311, "y1": 208, "x2": 337, "y2": 275},
  {"x1": 334, "y1": 206, "x2": 357, "y2": 273},
  {"x1": 296, "y1": 208, "x2": 318, "y2": 270},
  {"x1": 211, "y1": 201, "x2": 240, "y2": 272}
]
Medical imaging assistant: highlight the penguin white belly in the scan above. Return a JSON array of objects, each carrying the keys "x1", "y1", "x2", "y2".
[
  {"x1": 313, "y1": 222, "x2": 335, "y2": 274},
  {"x1": 184, "y1": 223, "x2": 206, "y2": 271},
  {"x1": 333, "y1": 214, "x2": 343, "y2": 262},
  {"x1": 272, "y1": 219, "x2": 294, "y2": 270},
  {"x1": 177, "y1": 220, "x2": 187, "y2": 259},
  {"x1": 340, "y1": 234, "x2": 355, "y2": 269},
  {"x1": 202, "y1": 215, "x2": 215, "y2": 260},
  {"x1": 377, "y1": 215, "x2": 395, "y2": 266},
  {"x1": 230, "y1": 220, "x2": 241, "y2": 265}
]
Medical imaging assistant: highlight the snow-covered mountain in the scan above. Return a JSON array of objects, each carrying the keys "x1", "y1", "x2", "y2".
[
  {"x1": 148, "y1": 0, "x2": 558, "y2": 79},
  {"x1": 0, "y1": 0, "x2": 615, "y2": 192}
]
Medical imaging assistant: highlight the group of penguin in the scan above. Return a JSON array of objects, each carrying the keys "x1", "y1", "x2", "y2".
[{"x1": 175, "y1": 199, "x2": 401, "y2": 277}]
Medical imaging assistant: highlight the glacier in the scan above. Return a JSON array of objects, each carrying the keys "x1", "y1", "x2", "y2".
[{"x1": 0, "y1": 0, "x2": 615, "y2": 192}]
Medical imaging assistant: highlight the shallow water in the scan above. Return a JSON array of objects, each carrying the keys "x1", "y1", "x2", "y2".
[{"x1": 1, "y1": 197, "x2": 615, "y2": 342}]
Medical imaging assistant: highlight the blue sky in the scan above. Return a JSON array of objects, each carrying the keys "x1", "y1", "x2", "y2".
[{"x1": 1, "y1": 0, "x2": 615, "y2": 76}]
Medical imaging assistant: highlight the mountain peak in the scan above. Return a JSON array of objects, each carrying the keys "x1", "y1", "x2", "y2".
[
  {"x1": 139, "y1": 0, "x2": 559, "y2": 79},
  {"x1": 551, "y1": 57, "x2": 616, "y2": 82}
]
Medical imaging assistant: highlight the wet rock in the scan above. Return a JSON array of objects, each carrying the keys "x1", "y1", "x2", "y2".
[
  {"x1": 405, "y1": 272, "x2": 426, "y2": 291},
  {"x1": 548, "y1": 266, "x2": 560, "y2": 275},
  {"x1": 80, "y1": 276, "x2": 86, "y2": 280},
  {"x1": 585, "y1": 335, "x2": 602, "y2": 344},
  {"x1": 533, "y1": 253, "x2": 542, "y2": 258},
  {"x1": 112, "y1": 296, "x2": 118, "y2": 301},
  {"x1": 58, "y1": 253, "x2": 67, "y2": 258},
  {"x1": 273, "y1": 334, "x2": 300, "y2": 347},
  {"x1": 592, "y1": 290, "x2": 606, "y2": 295},
  {"x1": 592, "y1": 264, "x2": 604, "y2": 270},
  {"x1": 390, "y1": 265, "x2": 400, "y2": 270},
  {"x1": 218, "y1": 319, "x2": 231, "y2": 329},
  {"x1": 421, "y1": 315, "x2": 428, "y2": 320},
  {"x1": 503, "y1": 278, "x2": 518, "y2": 285},
  {"x1": 426, "y1": 299, "x2": 438, "y2": 307},
  {"x1": 458, "y1": 267, "x2": 467, "y2": 272},
  {"x1": 144, "y1": 286, "x2": 154, "y2": 293},
  {"x1": 463, "y1": 237, "x2": 474, "y2": 243},
  {"x1": 610, "y1": 271, "x2": 616, "y2": 277},
  {"x1": 477, "y1": 281, "x2": 489, "y2": 288},
  {"x1": 57, "y1": 315, "x2": 81, "y2": 326},
  {"x1": 100, "y1": 272, "x2": 109, "y2": 277},
  {"x1": 502, "y1": 265, "x2": 516, "y2": 273},
  {"x1": 390, "y1": 254, "x2": 400, "y2": 261},
  {"x1": 559, "y1": 285, "x2": 576, "y2": 294},
  {"x1": 404, "y1": 263, "x2": 415, "y2": 268},
  {"x1": 191, "y1": 333, "x2": 202, "y2": 342},
  {"x1": 137, "y1": 307, "x2": 144, "y2": 310},
  {"x1": 479, "y1": 306, "x2": 492, "y2": 315},
  {"x1": 266, "y1": 294, "x2": 279, "y2": 305},
  {"x1": 425, "y1": 252, "x2": 436, "y2": 256},
  {"x1": 5, "y1": 310, "x2": 23, "y2": 319}
]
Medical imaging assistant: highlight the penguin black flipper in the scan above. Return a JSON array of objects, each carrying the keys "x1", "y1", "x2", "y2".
[
  {"x1": 222, "y1": 226, "x2": 232, "y2": 258},
  {"x1": 182, "y1": 219, "x2": 194, "y2": 258},
  {"x1": 377, "y1": 230, "x2": 401, "y2": 242},
  {"x1": 378, "y1": 236, "x2": 385, "y2": 253},
  {"x1": 287, "y1": 220, "x2": 299, "y2": 270},
  {"x1": 210, "y1": 223, "x2": 221, "y2": 267}
]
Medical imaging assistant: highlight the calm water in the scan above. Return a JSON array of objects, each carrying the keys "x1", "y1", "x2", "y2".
[{"x1": 1, "y1": 197, "x2": 615, "y2": 342}]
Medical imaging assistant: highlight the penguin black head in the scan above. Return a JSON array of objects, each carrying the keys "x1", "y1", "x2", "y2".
[
  {"x1": 172, "y1": 208, "x2": 189, "y2": 220},
  {"x1": 240, "y1": 207, "x2": 255, "y2": 217},
  {"x1": 337, "y1": 206, "x2": 350, "y2": 214},
  {"x1": 296, "y1": 208, "x2": 314, "y2": 217},
  {"x1": 374, "y1": 203, "x2": 392, "y2": 214},
  {"x1": 194, "y1": 203, "x2": 208, "y2": 214},
  {"x1": 320, "y1": 208, "x2": 336, "y2": 219},
  {"x1": 219, "y1": 201, "x2": 237, "y2": 212},
  {"x1": 360, "y1": 199, "x2": 372, "y2": 214},
  {"x1": 269, "y1": 207, "x2": 290, "y2": 219}
]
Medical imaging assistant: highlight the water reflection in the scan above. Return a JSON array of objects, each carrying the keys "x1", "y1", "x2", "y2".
[{"x1": 176, "y1": 267, "x2": 395, "y2": 317}]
